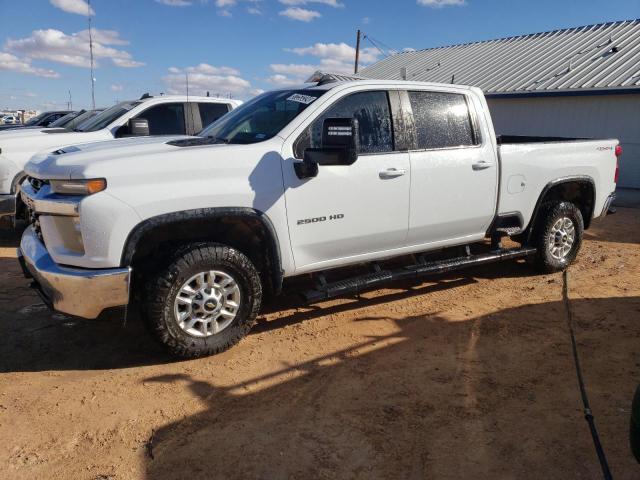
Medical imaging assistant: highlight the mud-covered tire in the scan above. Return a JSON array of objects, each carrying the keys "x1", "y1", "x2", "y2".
[
  {"x1": 143, "y1": 243, "x2": 262, "y2": 358},
  {"x1": 532, "y1": 201, "x2": 584, "y2": 273}
]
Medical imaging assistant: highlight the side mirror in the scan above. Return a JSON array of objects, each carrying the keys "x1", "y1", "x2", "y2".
[
  {"x1": 294, "y1": 117, "x2": 359, "y2": 180},
  {"x1": 128, "y1": 118, "x2": 150, "y2": 136}
]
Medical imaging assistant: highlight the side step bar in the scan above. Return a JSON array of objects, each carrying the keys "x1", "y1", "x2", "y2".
[{"x1": 301, "y1": 246, "x2": 537, "y2": 303}]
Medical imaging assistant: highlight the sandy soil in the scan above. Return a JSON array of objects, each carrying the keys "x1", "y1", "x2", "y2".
[{"x1": 0, "y1": 209, "x2": 639, "y2": 480}]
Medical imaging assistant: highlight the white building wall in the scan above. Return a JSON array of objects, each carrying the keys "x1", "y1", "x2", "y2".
[{"x1": 487, "y1": 94, "x2": 640, "y2": 189}]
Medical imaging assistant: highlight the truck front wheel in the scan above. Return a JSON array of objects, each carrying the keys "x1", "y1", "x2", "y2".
[
  {"x1": 143, "y1": 243, "x2": 262, "y2": 358},
  {"x1": 532, "y1": 201, "x2": 584, "y2": 273}
]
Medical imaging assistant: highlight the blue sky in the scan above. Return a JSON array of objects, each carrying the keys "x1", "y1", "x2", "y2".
[{"x1": 1, "y1": 0, "x2": 639, "y2": 111}]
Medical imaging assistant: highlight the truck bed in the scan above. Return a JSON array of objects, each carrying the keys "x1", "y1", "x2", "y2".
[{"x1": 496, "y1": 137, "x2": 618, "y2": 230}]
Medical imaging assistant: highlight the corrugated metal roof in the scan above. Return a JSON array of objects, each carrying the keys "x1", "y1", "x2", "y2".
[{"x1": 361, "y1": 20, "x2": 640, "y2": 95}]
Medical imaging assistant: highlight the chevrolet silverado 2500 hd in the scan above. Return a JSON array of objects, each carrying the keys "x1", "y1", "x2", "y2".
[
  {"x1": 17, "y1": 76, "x2": 619, "y2": 358},
  {"x1": 0, "y1": 95, "x2": 240, "y2": 221}
]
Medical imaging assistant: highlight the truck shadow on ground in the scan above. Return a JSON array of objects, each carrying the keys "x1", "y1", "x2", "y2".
[
  {"x1": 0, "y1": 258, "x2": 538, "y2": 373},
  {"x1": 141, "y1": 296, "x2": 640, "y2": 480},
  {"x1": 0, "y1": 230, "x2": 589, "y2": 374}
]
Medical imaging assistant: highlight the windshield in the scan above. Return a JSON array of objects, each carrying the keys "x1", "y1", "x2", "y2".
[
  {"x1": 199, "y1": 89, "x2": 325, "y2": 144},
  {"x1": 49, "y1": 111, "x2": 82, "y2": 128},
  {"x1": 75, "y1": 101, "x2": 141, "y2": 132},
  {"x1": 25, "y1": 112, "x2": 47, "y2": 126},
  {"x1": 60, "y1": 109, "x2": 102, "y2": 129}
]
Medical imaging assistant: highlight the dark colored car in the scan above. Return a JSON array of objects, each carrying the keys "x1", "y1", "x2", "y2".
[{"x1": 0, "y1": 110, "x2": 73, "y2": 131}]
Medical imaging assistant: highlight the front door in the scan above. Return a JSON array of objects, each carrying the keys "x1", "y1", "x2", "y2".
[{"x1": 282, "y1": 90, "x2": 411, "y2": 273}]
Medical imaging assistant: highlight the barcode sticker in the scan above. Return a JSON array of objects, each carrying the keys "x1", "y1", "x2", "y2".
[{"x1": 287, "y1": 94, "x2": 317, "y2": 105}]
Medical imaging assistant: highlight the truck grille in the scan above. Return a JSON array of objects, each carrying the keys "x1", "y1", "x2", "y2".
[{"x1": 25, "y1": 177, "x2": 47, "y2": 244}]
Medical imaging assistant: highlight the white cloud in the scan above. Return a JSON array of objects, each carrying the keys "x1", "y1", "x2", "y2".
[
  {"x1": 279, "y1": 0, "x2": 343, "y2": 7},
  {"x1": 163, "y1": 64, "x2": 252, "y2": 98},
  {"x1": 286, "y1": 42, "x2": 379, "y2": 64},
  {"x1": 50, "y1": 0, "x2": 94, "y2": 16},
  {"x1": 417, "y1": 0, "x2": 466, "y2": 7},
  {"x1": 269, "y1": 41, "x2": 382, "y2": 85},
  {"x1": 362, "y1": 16, "x2": 370, "y2": 25},
  {"x1": 4, "y1": 28, "x2": 144, "y2": 69},
  {"x1": 185, "y1": 63, "x2": 240, "y2": 75},
  {"x1": 279, "y1": 7, "x2": 321, "y2": 22},
  {"x1": 0, "y1": 52, "x2": 59, "y2": 78},
  {"x1": 110, "y1": 83, "x2": 124, "y2": 92},
  {"x1": 215, "y1": 0, "x2": 237, "y2": 6},
  {"x1": 247, "y1": 6, "x2": 262, "y2": 14},
  {"x1": 265, "y1": 74, "x2": 302, "y2": 86},
  {"x1": 156, "y1": 0, "x2": 192, "y2": 5}
]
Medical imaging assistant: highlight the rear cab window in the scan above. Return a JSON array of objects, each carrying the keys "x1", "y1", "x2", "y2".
[
  {"x1": 198, "y1": 103, "x2": 231, "y2": 129},
  {"x1": 408, "y1": 91, "x2": 478, "y2": 150}
]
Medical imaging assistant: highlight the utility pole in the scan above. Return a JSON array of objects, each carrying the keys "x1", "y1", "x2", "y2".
[
  {"x1": 88, "y1": 0, "x2": 96, "y2": 109},
  {"x1": 354, "y1": 29, "x2": 361, "y2": 74}
]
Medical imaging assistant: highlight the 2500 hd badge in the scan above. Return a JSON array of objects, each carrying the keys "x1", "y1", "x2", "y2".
[{"x1": 297, "y1": 214, "x2": 345, "y2": 225}]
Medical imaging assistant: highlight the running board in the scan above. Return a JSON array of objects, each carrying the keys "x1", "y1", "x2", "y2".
[{"x1": 301, "y1": 246, "x2": 537, "y2": 303}]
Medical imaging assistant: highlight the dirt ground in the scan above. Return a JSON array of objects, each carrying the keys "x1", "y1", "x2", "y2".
[{"x1": 0, "y1": 209, "x2": 639, "y2": 480}]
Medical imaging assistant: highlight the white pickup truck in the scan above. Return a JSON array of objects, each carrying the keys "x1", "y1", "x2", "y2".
[
  {"x1": 0, "y1": 95, "x2": 241, "y2": 221},
  {"x1": 17, "y1": 76, "x2": 619, "y2": 358}
]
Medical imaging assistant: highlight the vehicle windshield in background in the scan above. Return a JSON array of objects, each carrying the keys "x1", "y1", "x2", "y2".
[
  {"x1": 75, "y1": 101, "x2": 141, "y2": 132},
  {"x1": 58, "y1": 109, "x2": 103, "y2": 130},
  {"x1": 49, "y1": 111, "x2": 83, "y2": 128},
  {"x1": 199, "y1": 90, "x2": 325, "y2": 144},
  {"x1": 24, "y1": 112, "x2": 47, "y2": 126}
]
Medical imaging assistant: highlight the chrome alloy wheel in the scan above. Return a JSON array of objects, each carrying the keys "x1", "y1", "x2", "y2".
[
  {"x1": 174, "y1": 270, "x2": 241, "y2": 337},
  {"x1": 548, "y1": 216, "x2": 575, "y2": 261}
]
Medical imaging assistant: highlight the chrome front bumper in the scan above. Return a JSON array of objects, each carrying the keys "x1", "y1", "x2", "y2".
[
  {"x1": 0, "y1": 193, "x2": 16, "y2": 216},
  {"x1": 18, "y1": 226, "x2": 131, "y2": 319}
]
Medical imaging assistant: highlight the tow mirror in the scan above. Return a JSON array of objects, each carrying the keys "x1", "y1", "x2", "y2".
[
  {"x1": 128, "y1": 118, "x2": 150, "y2": 136},
  {"x1": 294, "y1": 117, "x2": 359, "y2": 180}
]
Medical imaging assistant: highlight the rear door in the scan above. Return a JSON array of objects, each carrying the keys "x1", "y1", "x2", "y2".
[
  {"x1": 282, "y1": 89, "x2": 411, "y2": 272},
  {"x1": 405, "y1": 89, "x2": 498, "y2": 246}
]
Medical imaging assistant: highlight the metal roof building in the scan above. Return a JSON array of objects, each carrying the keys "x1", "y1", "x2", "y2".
[{"x1": 362, "y1": 20, "x2": 640, "y2": 188}]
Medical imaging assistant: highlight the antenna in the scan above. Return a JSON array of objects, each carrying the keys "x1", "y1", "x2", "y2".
[
  {"x1": 87, "y1": 0, "x2": 96, "y2": 109},
  {"x1": 354, "y1": 29, "x2": 361, "y2": 74}
]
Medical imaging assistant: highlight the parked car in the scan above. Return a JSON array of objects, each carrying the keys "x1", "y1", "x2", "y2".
[
  {"x1": 0, "y1": 110, "x2": 73, "y2": 131},
  {"x1": 0, "y1": 115, "x2": 19, "y2": 125},
  {"x1": 0, "y1": 95, "x2": 240, "y2": 222},
  {"x1": 17, "y1": 77, "x2": 619, "y2": 358},
  {"x1": 47, "y1": 109, "x2": 104, "y2": 130},
  {"x1": 7, "y1": 109, "x2": 103, "y2": 132}
]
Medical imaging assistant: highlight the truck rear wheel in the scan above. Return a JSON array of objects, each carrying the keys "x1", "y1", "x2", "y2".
[
  {"x1": 143, "y1": 243, "x2": 262, "y2": 358},
  {"x1": 532, "y1": 201, "x2": 584, "y2": 273}
]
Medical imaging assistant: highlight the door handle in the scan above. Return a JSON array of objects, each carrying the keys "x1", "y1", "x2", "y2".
[
  {"x1": 379, "y1": 168, "x2": 407, "y2": 179},
  {"x1": 472, "y1": 161, "x2": 493, "y2": 171}
]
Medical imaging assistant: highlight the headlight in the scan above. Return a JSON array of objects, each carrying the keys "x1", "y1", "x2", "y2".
[{"x1": 50, "y1": 178, "x2": 106, "y2": 195}]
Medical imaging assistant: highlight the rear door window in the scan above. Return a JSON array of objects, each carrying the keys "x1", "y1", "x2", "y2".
[
  {"x1": 198, "y1": 103, "x2": 231, "y2": 128},
  {"x1": 408, "y1": 91, "x2": 477, "y2": 149}
]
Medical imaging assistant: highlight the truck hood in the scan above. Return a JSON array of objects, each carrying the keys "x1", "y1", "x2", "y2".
[
  {"x1": 25, "y1": 135, "x2": 195, "y2": 179},
  {"x1": 0, "y1": 127, "x2": 105, "y2": 155}
]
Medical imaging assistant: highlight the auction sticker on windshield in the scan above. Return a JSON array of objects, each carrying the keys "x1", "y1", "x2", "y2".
[{"x1": 287, "y1": 94, "x2": 317, "y2": 105}]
